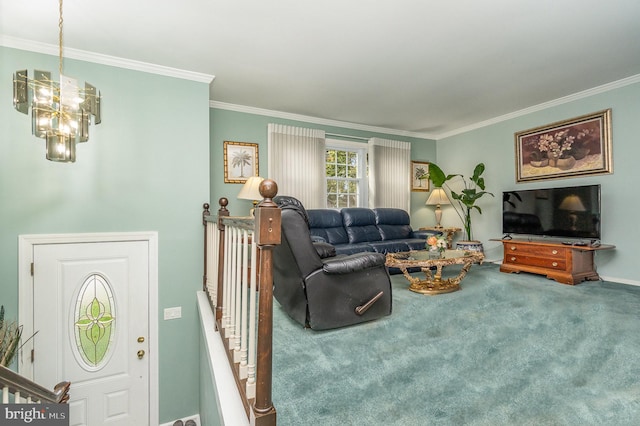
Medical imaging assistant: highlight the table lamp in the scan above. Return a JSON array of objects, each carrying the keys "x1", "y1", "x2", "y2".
[
  {"x1": 559, "y1": 194, "x2": 586, "y2": 231},
  {"x1": 426, "y1": 187, "x2": 451, "y2": 228},
  {"x1": 237, "y1": 176, "x2": 264, "y2": 215}
]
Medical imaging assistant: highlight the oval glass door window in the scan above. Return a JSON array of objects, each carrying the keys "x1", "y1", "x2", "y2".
[{"x1": 73, "y1": 273, "x2": 116, "y2": 371}]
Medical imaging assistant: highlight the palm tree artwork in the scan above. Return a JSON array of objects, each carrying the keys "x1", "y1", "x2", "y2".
[{"x1": 232, "y1": 150, "x2": 253, "y2": 178}]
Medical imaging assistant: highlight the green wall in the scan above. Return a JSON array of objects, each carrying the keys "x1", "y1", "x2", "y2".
[
  {"x1": 209, "y1": 108, "x2": 436, "y2": 224},
  {"x1": 0, "y1": 46, "x2": 210, "y2": 423},
  {"x1": 436, "y1": 81, "x2": 640, "y2": 282}
]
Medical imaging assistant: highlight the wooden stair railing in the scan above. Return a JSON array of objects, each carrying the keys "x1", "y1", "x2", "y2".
[
  {"x1": 0, "y1": 364, "x2": 70, "y2": 404},
  {"x1": 203, "y1": 179, "x2": 279, "y2": 426}
]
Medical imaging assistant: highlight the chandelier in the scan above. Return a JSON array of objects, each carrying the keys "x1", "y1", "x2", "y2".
[{"x1": 12, "y1": 0, "x2": 102, "y2": 163}]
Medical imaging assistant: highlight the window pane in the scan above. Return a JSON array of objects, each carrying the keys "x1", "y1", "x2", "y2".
[
  {"x1": 337, "y1": 164, "x2": 346, "y2": 178},
  {"x1": 327, "y1": 194, "x2": 337, "y2": 208},
  {"x1": 327, "y1": 179, "x2": 338, "y2": 193},
  {"x1": 348, "y1": 152, "x2": 357, "y2": 165}
]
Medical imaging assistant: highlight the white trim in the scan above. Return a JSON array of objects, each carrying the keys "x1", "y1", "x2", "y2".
[
  {"x1": 436, "y1": 73, "x2": 640, "y2": 139},
  {"x1": 211, "y1": 100, "x2": 436, "y2": 140},
  {"x1": 197, "y1": 291, "x2": 249, "y2": 426},
  {"x1": 599, "y1": 275, "x2": 640, "y2": 287},
  {"x1": 0, "y1": 35, "x2": 214, "y2": 84},
  {"x1": 18, "y1": 231, "x2": 159, "y2": 426}
]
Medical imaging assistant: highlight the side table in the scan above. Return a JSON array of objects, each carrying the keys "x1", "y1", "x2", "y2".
[{"x1": 419, "y1": 227, "x2": 461, "y2": 249}]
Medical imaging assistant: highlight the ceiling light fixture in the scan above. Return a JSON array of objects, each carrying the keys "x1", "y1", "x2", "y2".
[{"x1": 12, "y1": 0, "x2": 102, "y2": 163}]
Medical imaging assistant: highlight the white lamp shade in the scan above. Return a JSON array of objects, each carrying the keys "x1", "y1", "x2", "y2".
[
  {"x1": 237, "y1": 176, "x2": 264, "y2": 202},
  {"x1": 426, "y1": 188, "x2": 451, "y2": 206}
]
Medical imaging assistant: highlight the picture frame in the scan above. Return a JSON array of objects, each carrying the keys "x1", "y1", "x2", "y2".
[
  {"x1": 515, "y1": 109, "x2": 612, "y2": 183},
  {"x1": 224, "y1": 141, "x2": 259, "y2": 183},
  {"x1": 411, "y1": 161, "x2": 430, "y2": 192}
]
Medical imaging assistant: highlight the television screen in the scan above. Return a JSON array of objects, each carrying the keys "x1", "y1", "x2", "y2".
[{"x1": 502, "y1": 184, "x2": 601, "y2": 239}]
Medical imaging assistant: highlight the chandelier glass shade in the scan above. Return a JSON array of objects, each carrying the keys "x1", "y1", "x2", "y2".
[{"x1": 12, "y1": 0, "x2": 101, "y2": 163}]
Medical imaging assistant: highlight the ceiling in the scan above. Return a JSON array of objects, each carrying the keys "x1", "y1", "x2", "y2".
[{"x1": 2, "y1": 0, "x2": 640, "y2": 138}]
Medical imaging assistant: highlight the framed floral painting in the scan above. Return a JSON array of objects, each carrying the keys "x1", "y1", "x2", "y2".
[
  {"x1": 224, "y1": 141, "x2": 259, "y2": 183},
  {"x1": 515, "y1": 109, "x2": 612, "y2": 183},
  {"x1": 411, "y1": 161, "x2": 430, "y2": 191}
]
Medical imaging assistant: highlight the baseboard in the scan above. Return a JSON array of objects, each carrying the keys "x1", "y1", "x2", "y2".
[{"x1": 159, "y1": 414, "x2": 200, "y2": 426}]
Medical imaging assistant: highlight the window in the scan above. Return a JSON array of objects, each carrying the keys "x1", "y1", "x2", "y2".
[{"x1": 325, "y1": 140, "x2": 368, "y2": 208}]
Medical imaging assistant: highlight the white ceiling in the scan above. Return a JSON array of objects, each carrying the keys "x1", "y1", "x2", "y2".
[{"x1": 2, "y1": 0, "x2": 640, "y2": 138}]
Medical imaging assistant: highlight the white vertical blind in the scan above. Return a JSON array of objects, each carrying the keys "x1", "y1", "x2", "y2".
[
  {"x1": 368, "y1": 137, "x2": 411, "y2": 210},
  {"x1": 267, "y1": 124, "x2": 326, "y2": 209}
]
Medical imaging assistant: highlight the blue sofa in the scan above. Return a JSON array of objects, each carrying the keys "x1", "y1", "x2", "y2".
[{"x1": 307, "y1": 207, "x2": 439, "y2": 256}]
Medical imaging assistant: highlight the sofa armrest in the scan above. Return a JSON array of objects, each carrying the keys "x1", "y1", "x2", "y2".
[
  {"x1": 313, "y1": 242, "x2": 337, "y2": 259},
  {"x1": 322, "y1": 252, "x2": 386, "y2": 274},
  {"x1": 412, "y1": 229, "x2": 442, "y2": 239}
]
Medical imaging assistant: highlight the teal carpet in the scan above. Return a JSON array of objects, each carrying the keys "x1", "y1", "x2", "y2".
[{"x1": 272, "y1": 263, "x2": 640, "y2": 426}]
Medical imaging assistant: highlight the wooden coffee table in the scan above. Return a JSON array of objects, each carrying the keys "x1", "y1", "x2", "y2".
[{"x1": 386, "y1": 250, "x2": 484, "y2": 295}]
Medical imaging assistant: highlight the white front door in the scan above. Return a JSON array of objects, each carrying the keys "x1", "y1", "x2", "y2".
[{"x1": 29, "y1": 239, "x2": 151, "y2": 425}]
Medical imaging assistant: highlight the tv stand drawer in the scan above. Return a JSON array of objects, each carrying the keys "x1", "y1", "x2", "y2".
[
  {"x1": 505, "y1": 243, "x2": 566, "y2": 259},
  {"x1": 504, "y1": 254, "x2": 566, "y2": 270}
]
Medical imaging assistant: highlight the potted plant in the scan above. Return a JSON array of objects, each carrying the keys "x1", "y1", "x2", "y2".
[{"x1": 427, "y1": 162, "x2": 494, "y2": 249}]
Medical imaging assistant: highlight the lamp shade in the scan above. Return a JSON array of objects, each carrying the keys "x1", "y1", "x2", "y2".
[
  {"x1": 238, "y1": 176, "x2": 264, "y2": 202},
  {"x1": 426, "y1": 188, "x2": 451, "y2": 206},
  {"x1": 559, "y1": 195, "x2": 586, "y2": 212}
]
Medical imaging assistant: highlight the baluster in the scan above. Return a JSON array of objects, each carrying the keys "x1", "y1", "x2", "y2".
[
  {"x1": 221, "y1": 225, "x2": 231, "y2": 332},
  {"x1": 246, "y1": 235, "x2": 258, "y2": 399},
  {"x1": 228, "y1": 227, "x2": 238, "y2": 344},
  {"x1": 239, "y1": 229, "x2": 250, "y2": 377},
  {"x1": 233, "y1": 227, "x2": 243, "y2": 361}
]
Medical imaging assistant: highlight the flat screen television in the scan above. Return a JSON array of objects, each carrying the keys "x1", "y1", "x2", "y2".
[{"x1": 502, "y1": 184, "x2": 601, "y2": 240}]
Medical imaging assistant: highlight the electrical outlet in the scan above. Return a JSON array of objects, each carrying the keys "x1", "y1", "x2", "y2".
[{"x1": 164, "y1": 306, "x2": 182, "y2": 320}]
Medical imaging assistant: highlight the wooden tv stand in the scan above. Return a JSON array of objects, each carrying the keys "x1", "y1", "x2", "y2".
[{"x1": 498, "y1": 239, "x2": 615, "y2": 285}]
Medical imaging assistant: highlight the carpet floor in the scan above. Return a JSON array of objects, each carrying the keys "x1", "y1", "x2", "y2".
[{"x1": 271, "y1": 263, "x2": 640, "y2": 426}]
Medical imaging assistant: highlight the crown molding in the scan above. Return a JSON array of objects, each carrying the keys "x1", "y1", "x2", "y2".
[
  {"x1": 436, "y1": 73, "x2": 640, "y2": 140},
  {"x1": 0, "y1": 35, "x2": 215, "y2": 84},
  {"x1": 209, "y1": 101, "x2": 436, "y2": 140},
  {"x1": 212, "y1": 72, "x2": 640, "y2": 141}
]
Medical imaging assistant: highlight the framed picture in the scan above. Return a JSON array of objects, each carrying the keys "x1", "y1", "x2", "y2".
[
  {"x1": 515, "y1": 109, "x2": 612, "y2": 183},
  {"x1": 224, "y1": 141, "x2": 259, "y2": 183},
  {"x1": 411, "y1": 161, "x2": 430, "y2": 192}
]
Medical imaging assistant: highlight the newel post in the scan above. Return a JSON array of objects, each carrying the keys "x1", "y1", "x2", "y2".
[
  {"x1": 216, "y1": 197, "x2": 229, "y2": 322},
  {"x1": 252, "y1": 179, "x2": 279, "y2": 425}
]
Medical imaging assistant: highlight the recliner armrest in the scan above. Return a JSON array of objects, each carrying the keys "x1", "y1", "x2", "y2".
[
  {"x1": 313, "y1": 242, "x2": 337, "y2": 259},
  {"x1": 322, "y1": 252, "x2": 386, "y2": 274}
]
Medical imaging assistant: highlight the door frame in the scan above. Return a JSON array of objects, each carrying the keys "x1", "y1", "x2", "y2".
[{"x1": 18, "y1": 231, "x2": 159, "y2": 425}]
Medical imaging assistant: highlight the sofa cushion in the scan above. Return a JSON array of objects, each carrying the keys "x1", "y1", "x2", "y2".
[
  {"x1": 373, "y1": 208, "x2": 413, "y2": 240},
  {"x1": 308, "y1": 209, "x2": 349, "y2": 245},
  {"x1": 368, "y1": 241, "x2": 412, "y2": 254},
  {"x1": 342, "y1": 208, "x2": 382, "y2": 244},
  {"x1": 333, "y1": 243, "x2": 376, "y2": 255},
  {"x1": 404, "y1": 238, "x2": 429, "y2": 251}
]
